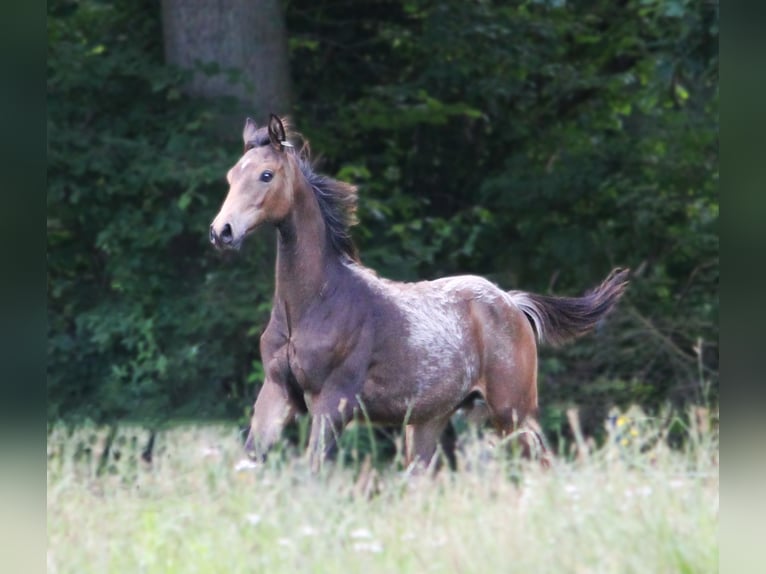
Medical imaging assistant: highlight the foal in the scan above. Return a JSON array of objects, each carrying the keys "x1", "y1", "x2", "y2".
[{"x1": 210, "y1": 115, "x2": 628, "y2": 471}]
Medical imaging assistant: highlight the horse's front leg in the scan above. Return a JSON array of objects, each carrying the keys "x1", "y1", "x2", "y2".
[
  {"x1": 306, "y1": 389, "x2": 358, "y2": 473},
  {"x1": 245, "y1": 378, "x2": 299, "y2": 461}
]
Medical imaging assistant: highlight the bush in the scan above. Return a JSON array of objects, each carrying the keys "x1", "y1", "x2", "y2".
[{"x1": 48, "y1": 0, "x2": 718, "y2": 434}]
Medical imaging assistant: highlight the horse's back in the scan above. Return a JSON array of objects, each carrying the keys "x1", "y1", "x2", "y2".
[{"x1": 416, "y1": 274, "x2": 536, "y2": 342}]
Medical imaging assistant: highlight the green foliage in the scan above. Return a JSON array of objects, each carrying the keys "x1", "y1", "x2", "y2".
[
  {"x1": 48, "y1": 0, "x2": 274, "y2": 421},
  {"x1": 48, "y1": 0, "x2": 718, "y2": 432}
]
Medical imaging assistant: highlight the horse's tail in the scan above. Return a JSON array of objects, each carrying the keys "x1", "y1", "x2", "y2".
[{"x1": 507, "y1": 268, "x2": 629, "y2": 347}]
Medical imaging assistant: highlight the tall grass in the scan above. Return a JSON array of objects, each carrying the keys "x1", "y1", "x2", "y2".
[{"x1": 47, "y1": 408, "x2": 718, "y2": 574}]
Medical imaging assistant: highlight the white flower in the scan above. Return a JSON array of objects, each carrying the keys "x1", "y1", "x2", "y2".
[
  {"x1": 427, "y1": 535, "x2": 447, "y2": 547},
  {"x1": 353, "y1": 541, "x2": 383, "y2": 554},
  {"x1": 299, "y1": 525, "x2": 318, "y2": 537},
  {"x1": 564, "y1": 483, "x2": 580, "y2": 500},
  {"x1": 200, "y1": 447, "x2": 221, "y2": 458},
  {"x1": 638, "y1": 486, "x2": 653, "y2": 497},
  {"x1": 350, "y1": 528, "x2": 373, "y2": 540},
  {"x1": 245, "y1": 514, "x2": 261, "y2": 526},
  {"x1": 624, "y1": 485, "x2": 652, "y2": 498},
  {"x1": 234, "y1": 458, "x2": 258, "y2": 472}
]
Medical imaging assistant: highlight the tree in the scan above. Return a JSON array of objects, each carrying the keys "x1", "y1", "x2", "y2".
[{"x1": 161, "y1": 0, "x2": 291, "y2": 116}]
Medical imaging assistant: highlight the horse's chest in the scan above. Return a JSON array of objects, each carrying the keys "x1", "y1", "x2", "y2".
[{"x1": 286, "y1": 336, "x2": 340, "y2": 392}]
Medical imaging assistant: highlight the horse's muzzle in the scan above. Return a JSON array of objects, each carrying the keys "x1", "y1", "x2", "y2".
[{"x1": 209, "y1": 223, "x2": 234, "y2": 249}]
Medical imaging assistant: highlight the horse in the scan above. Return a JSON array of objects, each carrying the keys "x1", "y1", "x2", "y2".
[{"x1": 209, "y1": 114, "x2": 629, "y2": 472}]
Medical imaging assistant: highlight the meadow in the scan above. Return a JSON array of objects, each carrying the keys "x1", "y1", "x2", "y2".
[{"x1": 47, "y1": 408, "x2": 718, "y2": 574}]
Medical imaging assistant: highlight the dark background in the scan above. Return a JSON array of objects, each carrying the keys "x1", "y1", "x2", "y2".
[{"x1": 47, "y1": 0, "x2": 718, "y2": 439}]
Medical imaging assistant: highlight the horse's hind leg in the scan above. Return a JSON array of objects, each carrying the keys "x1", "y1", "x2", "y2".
[
  {"x1": 490, "y1": 406, "x2": 548, "y2": 462},
  {"x1": 405, "y1": 416, "x2": 452, "y2": 473},
  {"x1": 489, "y1": 408, "x2": 549, "y2": 465},
  {"x1": 438, "y1": 419, "x2": 458, "y2": 471},
  {"x1": 483, "y1": 315, "x2": 549, "y2": 465}
]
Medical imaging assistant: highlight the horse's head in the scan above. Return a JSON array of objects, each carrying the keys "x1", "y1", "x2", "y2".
[{"x1": 210, "y1": 114, "x2": 298, "y2": 250}]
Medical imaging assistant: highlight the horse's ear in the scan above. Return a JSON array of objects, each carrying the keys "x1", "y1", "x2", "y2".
[
  {"x1": 268, "y1": 113, "x2": 288, "y2": 151},
  {"x1": 242, "y1": 117, "x2": 258, "y2": 150}
]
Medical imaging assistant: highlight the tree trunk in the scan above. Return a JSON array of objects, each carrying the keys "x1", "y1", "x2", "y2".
[{"x1": 161, "y1": 0, "x2": 291, "y2": 118}]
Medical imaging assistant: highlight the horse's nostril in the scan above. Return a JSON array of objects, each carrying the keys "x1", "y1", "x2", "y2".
[
  {"x1": 221, "y1": 223, "x2": 233, "y2": 244},
  {"x1": 221, "y1": 224, "x2": 231, "y2": 236}
]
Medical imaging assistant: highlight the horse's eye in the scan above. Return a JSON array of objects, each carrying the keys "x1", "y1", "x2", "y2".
[{"x1": 260, "y1": 170, "x2": 274, "y2": 183}]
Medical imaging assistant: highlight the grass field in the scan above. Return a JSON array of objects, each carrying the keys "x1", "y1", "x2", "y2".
[{"x1": 47, "y1": 408, "x2": 718, "y2": 574}]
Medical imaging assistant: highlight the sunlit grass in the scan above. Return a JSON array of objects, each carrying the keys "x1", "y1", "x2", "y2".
[{"x1": 47, "y1": 408, "x2": 718, "y2": 574}]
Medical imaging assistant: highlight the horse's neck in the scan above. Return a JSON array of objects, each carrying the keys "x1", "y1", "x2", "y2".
[{"x1": 274, "y1": 181, "x2": 340, "y2": 319}]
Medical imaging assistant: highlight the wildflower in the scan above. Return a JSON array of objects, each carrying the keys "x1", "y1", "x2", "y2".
[
  {"x1": 200, "y1": 447, "x2": 221, "y2": 458},
  {"x1": 624, "y1": 485, "x2": 652, "y2": 498},
  {"x1": 245, "y1": 514, "x2": 261, "y2": 526},
  {"x1": 353, "y1": 541, "x2": 383, "y2": 554},
  {"x1": 350, "y1": 528, "x2": 373, "y2": 540},
  {"x1": 427, "y1": 534, "x2": 447, "y2": 547},
  {"x1": 234, "y1": 459, "x2": 258, "y2": 472},
  {"x1": 564, "y1": 483, "x2": 581, "y2": 500}
]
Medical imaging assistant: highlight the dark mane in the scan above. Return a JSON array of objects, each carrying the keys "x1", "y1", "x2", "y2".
[
  {"x1": 247, "y1": 125, "x2": 360, "y2": 262},
  {"x1": 297, "y1": 156, "x2": 359, "y2": 262}
]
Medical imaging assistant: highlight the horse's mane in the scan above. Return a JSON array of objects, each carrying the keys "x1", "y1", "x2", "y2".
[
  {"x1": 246, "y1": 125, "x2": 360, "y2": 262},
  {"x1": 297, "y1": 157, "x2": 360, "y2": 262}
]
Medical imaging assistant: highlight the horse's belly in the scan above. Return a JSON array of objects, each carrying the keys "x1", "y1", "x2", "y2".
[{"x1": 359, "y1": 350, "x2": 478, "y2": 425}]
